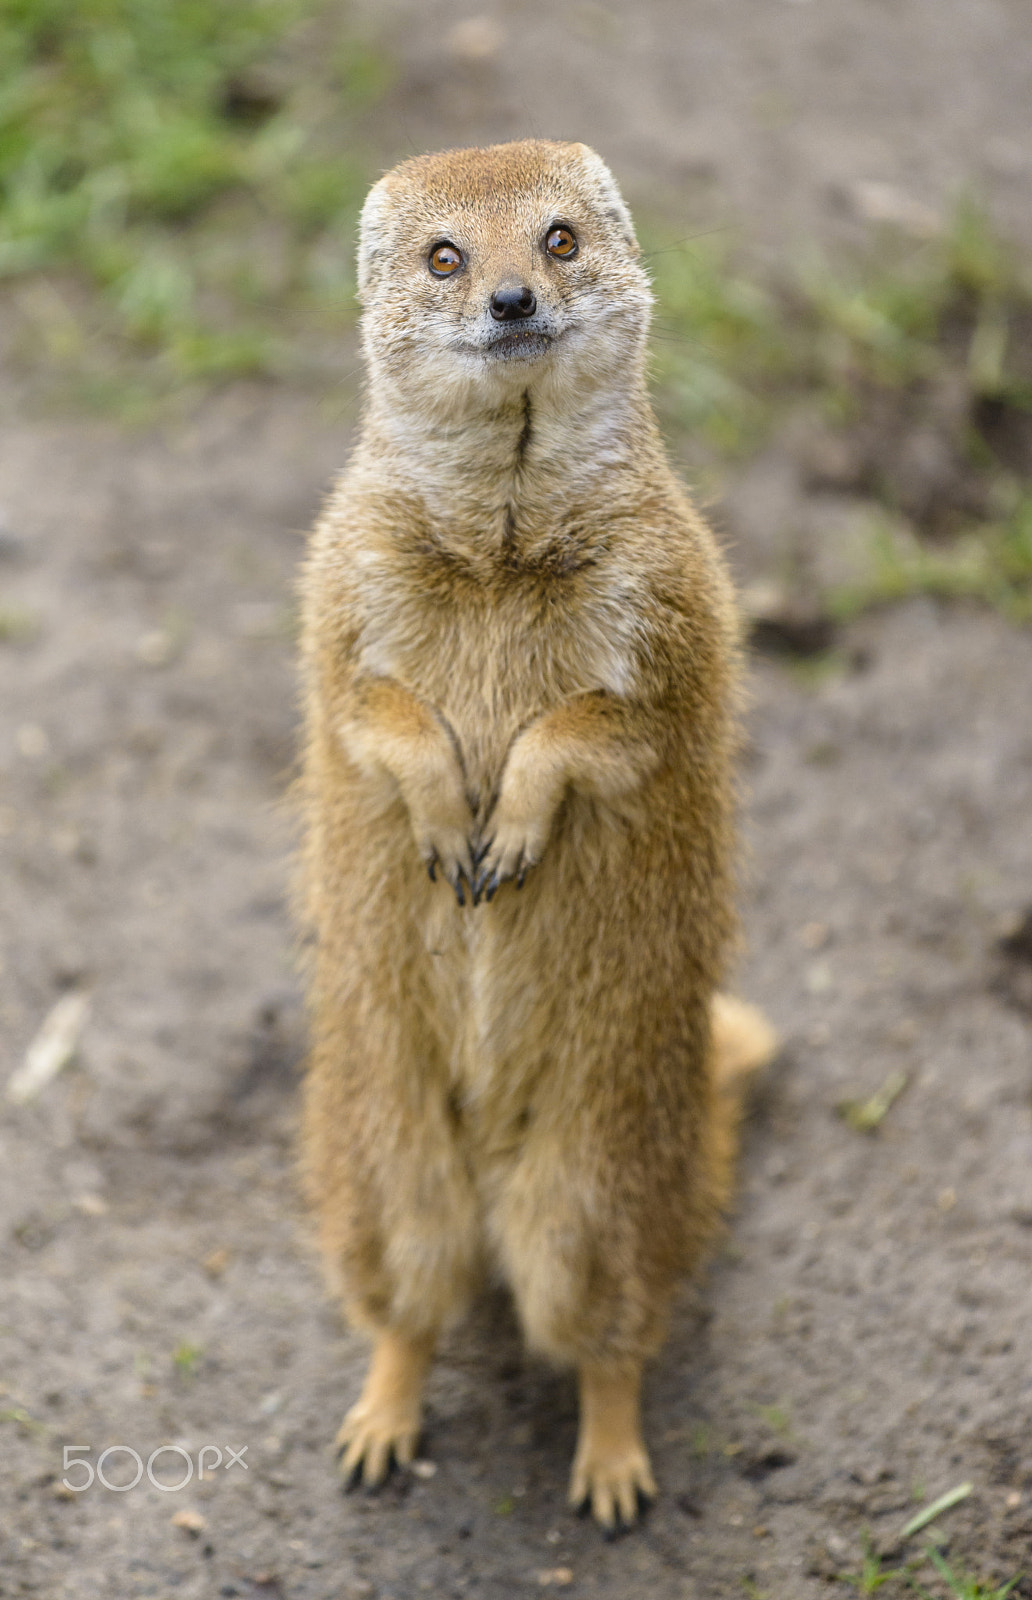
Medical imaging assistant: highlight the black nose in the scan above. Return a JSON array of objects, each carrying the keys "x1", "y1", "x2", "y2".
[{"x1": 490, "y1": 284, "x2": 537, "y2": 321}]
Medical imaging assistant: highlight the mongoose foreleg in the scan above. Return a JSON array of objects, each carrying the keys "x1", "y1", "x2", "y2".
[
  {"x1": 339, "y1": 676, "x2": 476, "y2": 903},
  {"x1": 475, "y1": 692, "x2": 657, "y2": 900}
]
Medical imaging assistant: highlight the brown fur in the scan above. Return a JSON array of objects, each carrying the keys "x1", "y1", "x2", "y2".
[{"x1": 295, "y1": 139, "x2": 775, "y2": 1527}]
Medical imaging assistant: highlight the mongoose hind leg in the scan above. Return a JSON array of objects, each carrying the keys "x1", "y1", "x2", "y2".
[
  {"x1": 336, "y1": 1328, "x2": 435, "y2": 1488},
  {"x1": 303, "y1": 1008, "x2": 480, "y2": 1489},
  {"x1": 562, "y1": 997, "x2": 774, "y2": 1529},
  {"x1": 569, "y1": 1363, "x2": 656, "y2": 1532}
]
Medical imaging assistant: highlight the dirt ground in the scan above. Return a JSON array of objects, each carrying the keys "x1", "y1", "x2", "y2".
[
  {"x1": 3, "y1": 4, "x2": 1032, "y2": 1597},
  {"x1": 353, "y1": 0, "x2": 1032, "y2": 260}
]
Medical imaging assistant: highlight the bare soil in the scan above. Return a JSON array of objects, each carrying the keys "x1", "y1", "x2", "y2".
[{"x1": 2, "y1": 4, "x2": 1032, "y2": 1597}]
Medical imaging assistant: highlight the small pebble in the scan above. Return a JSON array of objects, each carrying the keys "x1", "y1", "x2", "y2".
[
  {"x1": 171, "y1": 1508, "x2": 206, "y2": 1535},
  {"x1": 448, "y1": 16, "x2": 504, "y2": 60},
  {"x1": 16, "y1": 724, "x2": 49, "y2": 759},
  {"x1": 136, "y1": 630, "x2": 174, "y2": 667}
]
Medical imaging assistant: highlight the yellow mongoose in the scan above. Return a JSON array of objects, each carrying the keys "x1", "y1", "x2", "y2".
[{"x1": 297, "y1": 139, "x2": 775, "y2": 1530}]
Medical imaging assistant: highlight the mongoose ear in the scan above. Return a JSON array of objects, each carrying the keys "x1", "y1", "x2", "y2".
[
  {"x1": 356, "y1": 179, "x2": 392, "y2": 302},
  {"x1": 573, "y1": 145, "x2": 640, "y2": 255}
]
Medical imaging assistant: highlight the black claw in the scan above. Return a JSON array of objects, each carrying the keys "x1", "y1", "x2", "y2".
[
  {"x1": 472, "y1": 836, "x2": 492, "y2": 870},
  {"x1": 603, "y1": 1495, "x2": 651, "y2": 1538},
  {"x1": 453, "y1": 876, "x2": 465, "y2": 908},
  {"x1": 426, "y1": 855, "x2": 437, "y2": 882},
  {"x1": 484, "y1": 872, "x2": 500, "y2": 903},
  {"x1": 367, "y1": 1451, "x2": 398, "y2": 1492}
]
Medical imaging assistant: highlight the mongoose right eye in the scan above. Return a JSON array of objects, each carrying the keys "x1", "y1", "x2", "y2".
[{"x1": 429, "y1": 243, "x2": 464, "y2": 277}]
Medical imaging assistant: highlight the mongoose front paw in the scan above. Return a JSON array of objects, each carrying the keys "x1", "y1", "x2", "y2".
[
  {"x1": 335, "y1": 1397, "x2": 421, "y2": 1490},
  {"x1": 412, "y1": 809, "x2": 476, "y2": 907},
  {"x1": 422, "y1": 834, "x2": 475, "y2": 907},
  {"x1": 568, "y1": 1440, "x2": 657, "y2": 1534},
  {"x1": 473, "y1": 839, "x2": 536, "y2": 902},
  {"x1": 472, "y1": 814, "x2": 550, "y2": 902}
]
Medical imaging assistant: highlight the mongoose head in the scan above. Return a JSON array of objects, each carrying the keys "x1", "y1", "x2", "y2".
[{"x1": 356, "y1": 140, "x2": 652, "y2": 419}]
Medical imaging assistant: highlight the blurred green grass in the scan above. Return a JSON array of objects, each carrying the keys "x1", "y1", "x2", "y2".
[
  {"x1": 647, "y1": 207, "x2": 1032, "y2": 620},
  {"x1": 1, "y1": 0, "x2": 1030, "y2": 618},
  {"x1": 647, "y1": 205, "x2": 1032, "y2": 460},
  {"x1": 0, "y1": 0, "x2": 386, "y2": 394}
]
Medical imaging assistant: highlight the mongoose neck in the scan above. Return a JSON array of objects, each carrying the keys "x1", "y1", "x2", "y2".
[{"x1": 358, "y1": 368, "x2": 662, "y2": 529}]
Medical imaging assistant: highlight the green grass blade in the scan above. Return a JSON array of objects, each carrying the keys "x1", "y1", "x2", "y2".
[{"x1": 899, "y1": 1482, "x2": 972, "y2": 1539}]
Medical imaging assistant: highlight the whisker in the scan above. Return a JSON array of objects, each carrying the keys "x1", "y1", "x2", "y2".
[
  {"x1": 640, "y1": 225, "x2": 734, "y2": 262},
  {"x1": 649, "y1": 325, "x2": 725, "y2": 351}
]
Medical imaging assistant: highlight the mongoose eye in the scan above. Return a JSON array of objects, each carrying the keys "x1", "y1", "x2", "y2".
[
  {"x1": 428, "y1": 242, "x2": 464, "y2": 277},
  {"x1": 545, "y1": 226, "x2": 578, "y2": 259}
]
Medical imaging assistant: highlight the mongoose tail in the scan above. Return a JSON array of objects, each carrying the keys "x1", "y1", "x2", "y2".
[
  {"x1": 711, "y1": 992, "x2": 779, "y2": 1092},
  {"x1": 706, "y1": 991, "x2": 779, "y2": 1216}
]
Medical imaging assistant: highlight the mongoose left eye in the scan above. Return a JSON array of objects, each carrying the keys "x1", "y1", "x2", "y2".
[
  {"x1": 428, "y1": 243, "x2": 464, "y2": 276},
  {"x1": 545, "y1": 226, "x2": 578, "y2": 259}
]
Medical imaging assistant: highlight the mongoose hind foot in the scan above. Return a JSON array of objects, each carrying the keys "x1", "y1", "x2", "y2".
[
  {"x1": 569, "y1": 1365, "x2": 657, "y2": 1533},
  {"x1": 335, "y1": 1329, "x2": 433, "y2": 1489}
]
